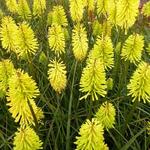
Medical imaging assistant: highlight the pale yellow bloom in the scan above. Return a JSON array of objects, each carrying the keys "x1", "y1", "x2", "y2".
[
  {"x1": 13, "y1": 126, "x2": 43, "y2": 150},
  {"x1": 48, "y1": 59, "x2": 67, "y2": 94}
]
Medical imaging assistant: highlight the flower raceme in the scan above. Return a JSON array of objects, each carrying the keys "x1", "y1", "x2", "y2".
[
  {"x1": 75, "y1": 118, "x2": 109, "y2": 150},
  {"x1": 128, "y1": 61, "x2": 150, "y2": 103},
  {"x1": 7, "y1": 69, "x2": 44, "y2": 126},
  {"x1": 33, "y1": 0, "x2": 46, "y2": 16},
  {"x1": 49, "y1": 5, "x2": 68, "y2": 27},
  {"x1": 0, "y1": 16, "x2": 18, "y2": 52},
  {"x1": 89, "y1": 35, "x2": 114, "y2": 69},
  {"x1": 72, "y1": 24, "x2": 88, "y2": 61},
  {"x1": 17, "y1": 0, "x2": 31, "y2": 19},
  {"x1": 108, "y1": 0, "x2": 118, "y2": 25},
  {"x1": 13, "y1": 126, "x2": 43, "y2": 150},
  {"x1": 116, "y1": 0, "x2": 139, "y2": 31},
  {"x1": 48, "y1": 59, "x2": 67, "y2": 94},
  {"x1": 96, "y1": 102, "x2": 116, "y2": 129},
  {"x1": 0, "y1": 59, "x2": 15, "y2": 95},
  {"x1": 48, "y1": 25, "x2": 65, "y2": 55},
  {"x1": 142, "y1": 1, "x2": 150, "y2": 17},
  {"x1": 16, "y1": 22, "x2": 39, "y2": 57},
  {"x1": 69, "y1": 0, "x2": 84, "y2": 22},
  {"x1": 5, "y1": 0, "x2": 18, "y2": 13},
  {"x1": 80, "y1": 58, "x2": 107, "y2": 101},
  {"x1": 121, "y1": 34, "x2": 144, "y2": 64}
]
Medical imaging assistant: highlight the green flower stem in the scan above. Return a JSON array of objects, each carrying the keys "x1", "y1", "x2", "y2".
[{"x1": 66, "y1": 60, "x2": 78, "y2": 150}]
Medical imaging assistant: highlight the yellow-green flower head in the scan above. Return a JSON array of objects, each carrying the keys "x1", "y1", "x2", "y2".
[
  {"x1": 83, "y1": 0, "x2": 95, "y2": 11},
  {"x1": 17, "y1": 0, "x2": 31, "y2": 19},
  {"x1": 7, "y1": 69, "x2": 44, "y2": 126},
  {"x1": 128, "y1": 61, "x2": 150, "y2": 103},
  {"x1": 50, "y1": 5, "x2": 68, "y2": 27},
  {"x1": 96, "y1": 102, "x2": 116, "y2": 129},
  {"x1": 48, "y1": 59, "x2": 67, "y2": 94},
  {"x1": 116, "y1": 0, "x2": 139, "y2": 31},
  {"x1": 75, "y1": 118, "x2": 106, "y2": 150},
  {"x1": 5, "y1": 0, "x2": 18, "y2": 13},
  {"x1": 69, "y1": 0, "x2": 84, "y2": 22},
  {"x1": 108, "y1": 0, "x2": 118, "y2": 25},
  {"x1": 33, "y1": 0, "x2": 46, "y2": 16},
  {"x1": 13, "y1": 126, "x2": 43, "y2": 150},
  {"x1": 72, "y1": 24, "x2": 88, "y2": 61},
  {"x1": 0, "y1": 59, "x2": 15, "y2": 94},
  {"x1": 48, "y1": 25, "x2": 65, "y2": 55},
  {"x1": 121, "y1": 34, "x2": 144, "y2": 64},
  {"x1": 89, "y1": 35, "x2": 114, "y2": 69},
  {"x1": 80, "y1": 58, "x2": 107, "y2": 101},
  {"x1": 16, "y1": 22, "x2": 39, "y2": 57},
  {"x1": 142, "y1": 1, "x2": 150, "y2": 17},
  {"x1": 0, "y1": 16, "x2": 18, "y2": 52}
]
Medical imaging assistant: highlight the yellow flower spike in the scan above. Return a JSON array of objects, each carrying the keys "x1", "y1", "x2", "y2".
[
  {"x1": 0, "y1": 16, "x2": 18, "y2": 52},
  {"x1": 72, "y1": 24, "x2": 88, "y2": 61},
  {"x1": 48, "y1": 59, "x2": 67, "y2": 94},
  {"x1": 17, "y1": 0, "x2": 31, "y2": 19},
  {"x1": 13, "y1": 126, "x2": 43, "y2": 150},
  {"x1": 96, "y1": 102, "x2": 116, "y2": 129},
  {"x1": 128, "y1": 61, "x2": 150, "y2": 103},
  {"x1": 121, "y1": 34, "x2": 144, "y2": 64},
  {"x1": 69, "y1": 0, "x2": 84, "y2": 22},
  {"x1": 33, "y1": 0, "x2": 46, "y2": 16},
  {"x1": 75, "y1": 118, "x2": 106, "y2": 150},
  {"x1": 116, "y1": 0, "x2": 139, "y2": 31},
  {"x1": 142, "y1": 1, "x2": 150, "y2": 17},
  {"x1": 5, "y1": 0, "x2": 18, "y2": 13},
  {"x1": 108, "y1": 0, "x2": 118, "y2": 25},
  {"x1": 16, "y1": 22, "x2": 39, "y2": 57},
  {"x1": 89, "y1": 35, "x2": 114, "y2": 69},
  {"x1": 51, "y1": 5, "x2": 68, "y2": 27},
  {"x1": 80, "y1": 58, "x2": 107, "y2": 101},
  {"x1": 7, "y1": 69, "x2": 44, "y2": 126},
  {"x1": 0, "y1": 59, "x2": 15, "y2": 95},
  {"x1": 48, "y1": 25, "x2": 65, "y2": 55}
]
